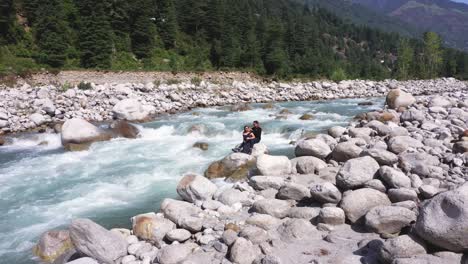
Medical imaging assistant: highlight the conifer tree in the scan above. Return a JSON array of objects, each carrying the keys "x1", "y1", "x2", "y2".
[
  {"x1": 396, "y1": 38, "x2": 414, "y2": 80},
  {"x1": 422, "y1": 31, "x2": 443, "y2": 78},
  {"x1": 129, "y1": 0, "x2": 156, "y2": 59},
  {"x1": 34, "y1": 0, "x2": 68, "y2": 67},
  {"x1": 156, "y1": 0, "x2": 178, "y2": 49},
  {"x1": 77, "y1": 0, "x2": 113, "y2": 68},
  {"x1": 0, "y1": 0, "x2": 15, "y2": 44}
]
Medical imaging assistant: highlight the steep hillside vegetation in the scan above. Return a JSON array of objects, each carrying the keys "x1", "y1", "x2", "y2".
[{"x1": 1, "y1": 0, "x2": 468, "y2": 80}]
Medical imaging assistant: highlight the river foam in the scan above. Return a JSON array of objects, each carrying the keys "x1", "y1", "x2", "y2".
[{"x1": 0, "y1": 98, "x2": 383, "y2": 264}]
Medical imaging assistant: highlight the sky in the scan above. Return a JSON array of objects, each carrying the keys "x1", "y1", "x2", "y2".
[{"x1": 451, "y1": 0, "x2": 468, "y2": 4}]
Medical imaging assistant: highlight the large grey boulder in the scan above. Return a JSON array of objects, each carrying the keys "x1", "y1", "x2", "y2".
[
  {"x1": 30, "y1": 113, "x2": 47, "y2": 126},
  {"x1": 204, "y1": 153, "x2": 255, "y2": 180},
  {"x1": 379, "y1": 166, "x2": 411, "y2": 189},
  {"x1": 386, "y1": 89, "x2": 416, "y2": 110},
  {"x1": 69, "y1": 218, "x2": 127, "y2": 264},
  {"x1": 160, "y1": 199, "x2": 203, "y2": 232},
  {"x1": 310, "y1": 182, "x2": 342, "y2": 204},
  {"x1": 246, "y1": 214, "x2": 282, "y2": 231},
  {"x1": 290, "y1": 156, "x2": 327, "y2": 174},
  {"x1": 336, "y1": 156, "x2": 380, "y2": 190},
  {"x1": 230, "y1": 238, "x2": 259, "y2": 264},
  {"x1": 365, "y1": 206, "x2": 417, "y2": 235},
  {"x1": 61, "y1": 118, "x2": 111, "y2": 151},
  {"x1": 340, "y1": 188, "x2": 391, "y2": 223},
  {"x1": 112, "y1": 99, "x2": 155, "y2": 121},
  {"x1": 415, "y1": 184, "x2": 468, "y2": 252},
  {"x1": 252, "y1": 199, "x2": 291, "y2": 218},
  {"x1": 379, "y1": 235, "x2": 427, "y2": 264},
  {"x1": 361, "y1": 148, "x2": 398, "y2": 166},
  {"x1": 249, "y1": 176, "x2": 285, "y2": 190},
  {"x1": 295, "y1": 138, "x2": 331, "y2": 159},
  {"x1": 131, "y1": 213, "x2": 175, "y2": 245},
  {"x1": 256, "y1": 155, "x2": 291, "y2": 176},
  {"x1": 277, "y1": 218, "x2": 317, "y2": 241},
  {"x1": 328, "y1": 126, "x2": 347, "y2": 138},
  {"x1": 217, "y1": 188, "x2": 250, "y2": 206},
  {"x1": 388, "y1": 188, "x2": 418, "y2": 203},
  {"x1": 429, "y1": 96, "x2": 452, "y2": 108},
  {"x1": 33, "y1": 230, "x2": 75, "y2": 263},
  {"x1": 277, "y1": 183, "x2": 311, "y2": 201},
  {"x1": 388, "y1": 136, "x2": 423, "y2": 154},
  {"x1": 401, "y1": 109, "x2": 425, "y2": 122},
  {"x1": 166, "y1": 229, "x2": 191, "y2": 242},
  {"x1": 331, "y1": 142, "x2": 363, "y2": 162},
  {"x1": 398, "y1": 152, "x2": 440, "y2": 174},
  {"x1": 176, "y1": 174, "x2": 217, "y2": 202},
  {"x1": 319, "y1": 207, "x2": 345, "y2": 225},
  {"x1": 158, "y1": 242, "x2": 198, "y2": 264}
]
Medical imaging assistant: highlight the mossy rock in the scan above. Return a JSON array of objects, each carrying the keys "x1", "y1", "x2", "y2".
[
  {"x1": 279, "y1": 109, "x2": 291, "y2": 115},
  {"x1": 262, "y1": 103, "x2": 275, "y2": 109},
  {"x1": 299, "y1": 113, "x2": 314, "y2": 120},
  {"x1": 111, "y1": 121, "x2": 140, "y2": 139},
  {"x1": 204, "y1": 158, "x2": 256, "y2": 181},
  {"x1": 193, "y1": 142, "x2": 209, "y2": 151},
  {"x1": 65, "y1": 143, "x2": 92, "y2": 151}
]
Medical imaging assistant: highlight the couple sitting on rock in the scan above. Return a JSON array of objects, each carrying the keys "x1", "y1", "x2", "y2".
[{"x1": 232, "y1": 121, "x2": 262, "y2": 154}]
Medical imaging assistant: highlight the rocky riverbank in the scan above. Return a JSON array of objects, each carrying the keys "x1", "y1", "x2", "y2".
[
  {"x1": 31, "y1": 86, "x2": 468, "y2": 264},
  {"x1": 0, "y1": 76, "x2": 466, "y2": 136}
]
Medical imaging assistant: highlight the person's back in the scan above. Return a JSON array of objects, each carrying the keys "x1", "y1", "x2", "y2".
[{"x1": 252, "y1": 121, "x2": 262, "y2": 143}]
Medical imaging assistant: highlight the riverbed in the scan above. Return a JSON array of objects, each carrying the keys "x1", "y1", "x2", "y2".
[{"x1": 0, "y1": 98, "x2": 383, "y2": 264}]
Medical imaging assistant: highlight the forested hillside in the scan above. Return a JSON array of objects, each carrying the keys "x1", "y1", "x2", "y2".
[{"x1": 1, "y1": 0, "x2": 468, "y2": 80}]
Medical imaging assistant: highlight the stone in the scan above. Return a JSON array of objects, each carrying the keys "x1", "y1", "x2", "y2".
[
  {"x1": 386, "y1": 89, "x2": 416, "y2": 110},
  {"x1": 415, "y1": 184, "x2": 468, "y2": 252},
  {"x1": 336, "y1": 156, "x2": 380, "y2": 190},
  {"x1": 453, "y1": 141, "x2": 468, "y2": 154},
  {"x1": 239, "y1": 226, "x2": 268, "y2": 244},
  {"x1": 388, "y1": 188, "x2": 418, "y2": 203},
  {"x1": 246, "y1": 214, "x2": 282, "y2": 230},
  {"x1": 365, "y1": 206, "x2": 417, "y2": 235},
  {"x1": 217, "y1": 188, "x2": 250, "y2": 206},
  {"x1": 295, "y1": 138, "x2": 331, "y2": 159},
  {"x1": 419, "y1": 185, "x2": 439, "y2": 199},
  {"x1": 158, "y1": 242, "x2": 198, "y2": 264},
  {"x1": 33, "y1": 230, "x2": 75, "y2": 263},
  {"x1": 340, "y1": 188, "x2": 391, "y2": 223},
  {"x1": 277, "y1": 183, "x2": 310, "y2": 201},
  {"x1": 379, "y1": 235, "x2": 427, "y2": 264},
  {"x1": 379, "y1": 166, "x2": 411, "y2": 189},
  {"x1": 112, "y1": 99, "x2": 154, "y2": 121},
  {"x1": 398, "y1": 152, "x2": 440, "y2": 174},
  {"x1": 69, "y1": 218, "x2": 127, "y2": 264},
  {"x1": 176, "y1": 174, "x2": 217, "y2": 203},
  {"x1": 65, "y1": 257, "x2": 99, "y2": 264},
  {"x1": 160, "y1": 199, "x2": 203, "y2": 232},
  {"x1": 230, "y1": 238, "x2": 259, "y2": 264},
  {"x1": 364, "y1": 179, "x2": 387, "y2": 193},
  {"x1": 388, "y1": 136, "x2": 423, "y2": 154},
  {"x1": 276, "y1": 218, "x2": 317, "y2": 241},
  {"x1": 251, "y1": 143, "x2": 268, "y2": 157},
  {"x1": 290, "y1": 156, "x2": 327, "y2": 174},
  {"x1": 287, "y1": 207, "x2": 321, "y2": 220},
  {"x1": 249, "y1": 176, "x2": 285, "y2": 190},
  {"x1": 30, "y1": 113, "x2": 46, "y2": 125},
  {"x1": 310, "y1": 182, "x2": 342, "y2": 204},
  {"x1": 256, "y1": 155, "x2": 291, "y2": 176},
  {"x1": 299, "y1": 113, "x2": 314, "y2": 120},
  {"x1": 401, "y1": 109, "x2": 425, "y2": 122},
  {"x1": 361, "y1": 148, "x2": 398, "y2": 166},
  {"x1": 111, "y1": 121, "x2": 140, "y2": 139},
  {"x1": 319, "y1": 207, "x2": 345, "y2": 225},
  {"x1": 429, "y1": 96, "x2": 452, "y2": 108},
  {"x1": 331, "y1": 142, "x2": 363, "y2": 162},
  {"x1": 193, "y1": 142, "x2": 209, "y2": 151},
  {"x1": 131, "y1": 213, "x2": 175, "y2": 245},
  {"x1": 252, "y1": 199, "x2": 291, "y2": 218},
  {"x1": 222, "y1": 230, "x2": 238, "y2": 246},
  {"x1": 328, "y1": 126, "x2": 347, "y2": 138},
  {"x1": 205, "y1": 153, "x2": 255, "y2": 180},
  {"x1": 61, "y1": 118, "x2": 111, "y2": 151}
]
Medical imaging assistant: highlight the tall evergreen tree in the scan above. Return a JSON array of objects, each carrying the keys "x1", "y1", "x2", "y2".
[
  {"x1": 34, "y1": 0, "x2": 68, "y2": 67},
  {"x1": 77, "y1": 0, "x2": 113, "y2": 68},
  {"x1": 396, "y1": 38, "x2": 414, "y2": 80},
  {"x1": 156, "y1": 0, "x2": 178, "y2": 49},
  {"x1": 0, "y1": 0, "x2": 17, "y2": 44},
  {"x1": 422, "y1": 31, "x2": 443, "y2": 78},
  {"x1": 129, "y1": 0, "x2": 156, "y2": 59}
]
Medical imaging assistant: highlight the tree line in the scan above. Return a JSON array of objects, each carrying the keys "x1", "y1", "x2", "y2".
[{"x1": 1, "y1": 0, "x2": 468, "y2": 80}]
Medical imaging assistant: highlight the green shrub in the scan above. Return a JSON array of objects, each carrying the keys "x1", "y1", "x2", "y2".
[
  {"x1": 190, "y1": 77, "x2": 202, "y2": 86},
  {"x1": 77, "y1": 81, "x2": 92, "y2": 90},
  {"x1": 330, "y1": 68, "x2": 347, "y2": 82},
  {"x1": 166, "y1": 78, "x2": 181, "y2": 85},
  {"x1": 61, "y1": 82, "x2": 72, "y2": 91}
]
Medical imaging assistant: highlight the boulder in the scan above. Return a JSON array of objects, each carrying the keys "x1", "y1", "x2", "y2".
[
  {"x1": 61, "y1": 118, "x2": 111, "y2": 151},
  {"x1": 386, "y1": 89, "x2": 416, "y2": 110},
  {"x1": 299, "y1": 113, "x2": 314, "y2": 120},
  {"x1": 310, "y1": 182, "x2": 342, "y2": 204},
  {"x1": 131, "y1": 213, "x2": 175, "y2": 245},
  {"x1": 111, "y1": 121, "x2": 140, "y2": 139},
  {"x1": 256, "y1": 155, "x2": 291, "y2": 176},
  {"x1": 361, "y1": 148, "x2": 398, "y2": 166},
  {"x1": 277, "y1": 183, "x2": 311, "y2": 201},
  {"x1": 365, "y1": 206, "x2": 417, "y2": 235},
  {"x1": 230, "y1": 238, "x2": 259, "y2": 264},
  {"x1": 340, "y1": 188, "x2": 391, "y2": 223},
  {"x1": 379, "y1": 235, "x2": 427, "y2": 264},
  {"x1": 69, "y1": 219, "x2": 127, "y2": 264},
  {"x1": 249, "y1": 176, "x2": 285, "y2": 190},
  {"x1": 252, "y1": 199, "x2": 291, "y2": 218},
  {"x1": 388, "y1": 188, "x2": 418, "y2": 203},
  {"x1": 398, "y1": 152, "x2": 440, "y2": 174},
  {"x1": 112, "y1": 99, "x2": 154, "y2": 121},
  {"x1": 160, "y1": 199, "x2": 203, "y2": 232},
  {"x1": 429, "y1": 96, "x2": 452, "y2": 108},
  {"x1": 401, "y1": 109, "x2": 425, "y2": 122},
  {"x1": 158, "y1": 242, "x2": 198, "y2": 264},
  {"x1": 415, "y1": 184, "x2": 468, "y2": 252},
  {"x1": 379, "y1": 166, "x2": 411, "y2": 189},
  {"x1": 295, "y1": 138, "x2": 331, "y2": 159},
  {"x1": 276, "y1": 218, "x2": 317, "y2": 241},
  {"x1": 177, "y1": 174, "x2": 217, "y2": 202},
  {"x1": 328, "y1": 126, "x2": 347, "y2": 138},
  {"x1": 166, "y1": 229, "x2": 191, "y2": 242},
  {"x1": 251, "y1": 143, "x2": 268, "y2": 157},
  {"x1": 30, "y1": 113, "x2": 47, "y2": 126},
  {"x1": 453, "y1": 141, "x2": 468, "y2": 154},
  {"x1": 204, "y1": 153, "x2": 255, "y2": 180},
  {"x1": 336, "y1": 156, "x2": 380, "y2": 190},
  {"x1": 331, "y1": 142, "x2": 363, "y2": 162},
  {"x1": 33, "y1": 230, "x2": 75, "y2": 263},
  {"x1": 388, "y1": 136, "x2": 423, "y2": 154},
  {"x1": 319, "y1": 207, "x2": 345, "y2": 225},
  {"x1": 290, "y1": 156, "x2": 327, "y2": 174},
  {"x1": 217, "y1": 188, "x2": 250, "y2": 206},
  {"x1": 192, "y1": 142, "x2": 209, "y2": 151},
  {"x1": 246, "y1": 214, "x2": 282, "y2": 231}
]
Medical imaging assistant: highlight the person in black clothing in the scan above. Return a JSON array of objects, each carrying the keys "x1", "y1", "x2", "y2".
[
  {"x1": 232, "y1": 126, "x2": 256, "y2": 154},
  {"x1": 252, "y1": 121, "x2": 262, "y2": 144}
]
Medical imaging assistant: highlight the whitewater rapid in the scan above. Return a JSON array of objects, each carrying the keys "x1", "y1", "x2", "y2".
[{"x1": 0, "y1": 98, "x2": 383, "y2": 264}]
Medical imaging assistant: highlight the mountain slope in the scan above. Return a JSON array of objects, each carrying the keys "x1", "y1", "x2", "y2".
[{"x1": 349, "y1": 0, "x2": 468, "y2": 51}]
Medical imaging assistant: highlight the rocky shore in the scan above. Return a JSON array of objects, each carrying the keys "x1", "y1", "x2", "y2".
[
  {"x1": 0, "y1": 76, "x2": 466, "y2": 136},
  {"x1": 30, "y1": 81, "x2": 468, "y2": 264}
]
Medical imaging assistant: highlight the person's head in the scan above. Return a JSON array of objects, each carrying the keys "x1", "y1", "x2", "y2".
[
  {"x1": 253, "y1": 121, "x2": 259, "y2": 127},
  {"x1": 244, "y1": 126, "x2": 250, "y2": 132}
]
